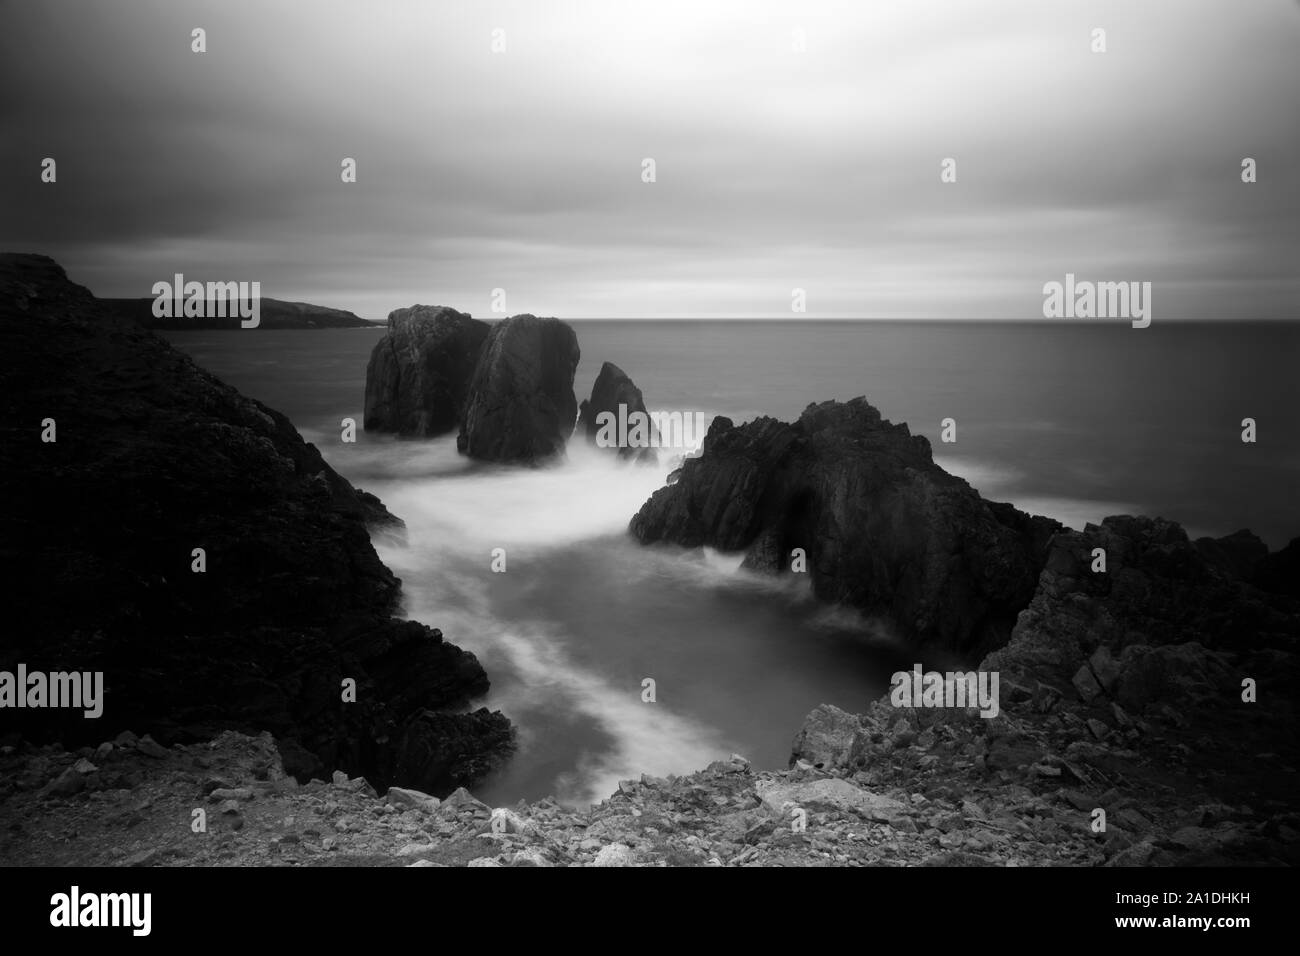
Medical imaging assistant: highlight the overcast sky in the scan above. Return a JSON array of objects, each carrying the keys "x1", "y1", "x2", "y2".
[{"x1": 2, "y1": 0, "x2": 1298, "y2": 319}]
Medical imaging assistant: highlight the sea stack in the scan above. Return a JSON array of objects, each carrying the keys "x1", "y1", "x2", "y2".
[
  {"x1": 457, "y1": 314, "x2": 581, "y2": 465},
  {"x1": 577, "y1": 361, "x2": 658, "y2": 465},
  {"x1": 363, "y1": 305, "x2": 490, "y2": 437}
]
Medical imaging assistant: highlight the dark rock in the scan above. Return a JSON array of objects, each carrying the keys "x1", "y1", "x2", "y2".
[
  {"x1": 981, "y1": 515, "x2": 1300, "y2": 706},
  {"x1": 577, "y1": 361, "x2": 657, "y2": 464},
  {"x1": 387, "y1": 708, "x2": 514, "y2": 796},
  {"x1": 630, "y1": 398, "x2": 1062, "y2": 655},
  {"x1": 0, "y1": 254, "x2": 511, "y2": 796},
  {"x1": 135, "y1": 735, "x2": 169, "y2": 759},
  {"x1": 457, "y1": 314, "x2": 580, "y2": 464},
  {"x1": 363, "y1": 305, "x2": 488, "y2": 437},
  {"x1": 1253, "y1": 536, "x2": 1300, "y2": 598},
  {"x1": 1195, "y1": 529, "x2": 1269, "y2": 581}
]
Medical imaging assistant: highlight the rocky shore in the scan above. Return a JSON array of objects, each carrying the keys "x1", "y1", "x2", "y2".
[{"x1": 0, "y1": 254, "x2": 512, "y2": 796}]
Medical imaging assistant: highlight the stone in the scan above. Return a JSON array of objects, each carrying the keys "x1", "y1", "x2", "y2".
[
  {"x1": 755, "y1": 778, "x2": 907, "y2": 824},
  {"x1": 441, "y1": 787, "x2": 490, "y2": 814},
  {"x1": 1072, "y1": 664, "x2": 1103, "y2": 703},
  {"x1": 208, "y1": 787, "x2": 254, "y2": 802},
  {"x1": 135, "y1": 736, "x2": 169, "y2": 759},
  {"x1": 591, "y1": 843, "x2": 637, "y2": 867},
  {"x1": 791, "y1": 704, "x2": 864, "y2": 770},
  {"x1": 386, "y1": 786, "x2": 441, "y2": 814},
  {"x1": 43, "y1": 768, "x2": 84, "y2": 798}
]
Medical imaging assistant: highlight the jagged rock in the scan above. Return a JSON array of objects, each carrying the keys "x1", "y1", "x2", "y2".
[
  {"x1": 440, "y1": 787, "x2": 490, "y2": 815},
  {"x1": 755, "y1": 778, "x2": 907, "y2": 823},
  {"x1": 1112, "y1": 643, "x2": 1233, "y2": 713},
  {"x1": 386, "y1": 786, "x2": 441, "y2": 814},
  {"x1": 363, "y1": 305, "x2": 489, "y2": 437},
  {"x1": 0, "y1": 254, "x2": 511, "y2": 796},
  {"x1": 981, "y1": 516, "x2": 1300, "y2": 710},
  {"x1": 208, "y1": 788, "x2": 254, "y2": 802},
  {"x1": 135, "y1": 736, "x2": 169, "y2": 759},
  {"x1": 1253, "y1": 536, "x2": 1300, "y2": 597},
  {"x1": 1072, "y1": 665, "x2": 1103, "y2": 702},
  {"x1": 630, "y1": 398, "x2": 1062, "y2": 655},
  {"x1": 457, "y1": 314, "x2": 580, "y2": 464},
  {"x1": 790, "y1": 704, "x2": 866, "y2": 770},
  {"x1": 42, "y1": 768, "x2": 85, "y2": 798},
  {"x1": 577, "y1": 361, "x2": 657, "y2": 464}
]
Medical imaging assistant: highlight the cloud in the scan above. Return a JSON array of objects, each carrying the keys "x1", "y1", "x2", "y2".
[{"x1": 2, "y1": 0, "x2": 1298, "y2": 318}]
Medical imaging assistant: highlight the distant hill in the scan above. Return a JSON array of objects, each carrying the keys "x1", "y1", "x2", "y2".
[{"x1": 97, "y1": 296, "x2": 382, "y2": 329}]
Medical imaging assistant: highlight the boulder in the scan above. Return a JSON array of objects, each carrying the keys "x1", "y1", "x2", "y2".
[
  {"x1": 577, "y1": 361, "x2": 657, "y2": 464},
  {"x1": 385, "y1": 786, "x2": 441, "y2": 814},
  {"x1": 790, "y1": 704, "x2": 865, "y2": 770},
  {"x1": 457, "y1": 314, "x2": 580, "y2": 464},
  {"x1": 363, "y1": 305, "x2": 489, "y2": 437}
]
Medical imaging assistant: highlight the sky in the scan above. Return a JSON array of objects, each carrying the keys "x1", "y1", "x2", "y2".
[{"x1": 2, "y1": 0, "x2": 1298, "y2": 320}]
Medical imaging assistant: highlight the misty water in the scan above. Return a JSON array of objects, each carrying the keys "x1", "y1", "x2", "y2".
[{"x1": 164, "y1": 320, "x2": 1300, "y2": 807}]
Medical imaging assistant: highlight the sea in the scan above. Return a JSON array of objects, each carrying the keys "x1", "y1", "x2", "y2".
[{"x1": 162, "y1": 319, "x2": 1300, "y2": 807}]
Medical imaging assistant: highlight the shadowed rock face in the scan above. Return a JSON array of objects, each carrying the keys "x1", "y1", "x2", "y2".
[
  {"x1": 630, "y1": 397, "x2": 1062, "y2": 656},
  {"x1": 457, "y1": 314, "x2": 580, "y2": 465},
  {"x1": 0, "y1": 254, "x2": 512, "y2": 795},
  {"x1": 363, "y1": 305, "x2": 489, "y2": 437},
  {"x1": 790, "y1": 516, "x2": 1299, "y2": 865},
  {"x1": 577, "y1": 361, "x2": 657, "y2": 465},
  {"x1": 981, "y1": 516, "x2": 1300, "y2": 701}
]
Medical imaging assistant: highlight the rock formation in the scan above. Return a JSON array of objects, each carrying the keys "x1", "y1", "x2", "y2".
[
  {"x1": 790, "y1": 514, "x2": 1300, "y2": 866},
  {"x1": 457, "y1": 314, "x2": 580, "y2": 465},
  {"x1": 363, "y1": 305, "x2": 489, "y2": 437},
  {"x1": 631, "y1": 397, "x2": 1062, "y2": 656},
  {"x1": 0, "y1": 254, "x2": 511, "y2": 795},
  {"x1": 577, "y1": 361, "x2": 657, "y2": 464}
]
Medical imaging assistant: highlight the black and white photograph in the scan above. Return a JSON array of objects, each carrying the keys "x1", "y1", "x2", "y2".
[{"x1": 1, "y1": 0, "x2": 1296, "y2": 937}]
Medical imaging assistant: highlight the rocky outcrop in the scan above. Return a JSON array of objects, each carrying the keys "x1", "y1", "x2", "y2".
[
  {"x1": 631, "y1": 398, "x2": 1062, "y2": 656},
  {"x1": 457, "y1": 314, "x2": 580, "y2": 465},
  {"x1": 577, "y1": 361, "x2": 657, "y2": 464},
  {"x1": 363, "y1": 305, "x2": 489, "y2": 437},
  {"x1": 789, "y1": 514, "x2": 1300, "y2": 866},
  {"x1": 0, "y1": 254, "x2": 511, "y2": 795}
]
